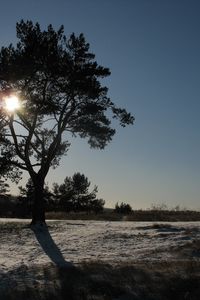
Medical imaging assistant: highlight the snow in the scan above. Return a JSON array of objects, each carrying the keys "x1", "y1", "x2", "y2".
[{"x1": 0, "y1": 219, "x2": 199, "y2": 273}]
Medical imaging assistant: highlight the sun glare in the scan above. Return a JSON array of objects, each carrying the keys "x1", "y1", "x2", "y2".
[{"x1": 4, "y1": 95, "x2": 20, "y2": 112}]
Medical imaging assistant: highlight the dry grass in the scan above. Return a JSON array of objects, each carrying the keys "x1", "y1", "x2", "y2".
[
  {"x1": 45, "y1": 210, "x2": 200, "y2": 222},
  {"x1": 0, "y1": 261, "x2": 200, "y2": 300}
]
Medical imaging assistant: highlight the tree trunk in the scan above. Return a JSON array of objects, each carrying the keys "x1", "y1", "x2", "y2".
[{"x1": 31, "y1": 176, "x2": 46, "y2": 225}]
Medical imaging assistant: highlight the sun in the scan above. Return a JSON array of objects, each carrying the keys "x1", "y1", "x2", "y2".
[{"x1": 4, "y1": 95, "x2": 20, "y2": 112}]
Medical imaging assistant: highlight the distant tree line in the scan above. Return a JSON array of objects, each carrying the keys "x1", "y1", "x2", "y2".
[{"x1": 0, "y1": 173, "x2": 105, "y2": 217}]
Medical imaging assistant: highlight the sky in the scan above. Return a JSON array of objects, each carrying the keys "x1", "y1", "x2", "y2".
[{"x1": 0, "y1": 0, "x2": 199, "y2": 209}]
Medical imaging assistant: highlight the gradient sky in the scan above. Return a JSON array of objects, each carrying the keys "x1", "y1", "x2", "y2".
[{"x1": 0, "y1": 0, "x2": 200, "y2": 209}]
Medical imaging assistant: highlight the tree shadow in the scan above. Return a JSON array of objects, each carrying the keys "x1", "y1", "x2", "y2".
[{"x1": 31, "y1": 225, "x2": 73, "y2": 268}]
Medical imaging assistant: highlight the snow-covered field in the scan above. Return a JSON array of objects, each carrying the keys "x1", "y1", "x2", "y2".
[
  {"x1": 0, "y1": 219, "x2": 200, "y2": 299},
  {"x1": 0, "y1": 219, "x2": 199, "y2": 272}
]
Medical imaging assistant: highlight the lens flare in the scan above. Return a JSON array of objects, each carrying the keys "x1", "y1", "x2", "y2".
[{"x1": 4, "y1": 95, "x2": 20, "y2": 112}]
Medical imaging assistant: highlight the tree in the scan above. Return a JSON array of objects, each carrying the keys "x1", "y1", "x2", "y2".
[
  {"x1": 115, "y1": 202, "x2": 132, "y2": 214},
  {"x1": 0, "y1": 20, "x2": 134, "y2": 224},
  {"x1": 52, "y1": 172, "x2": 105, "y2": 213}
]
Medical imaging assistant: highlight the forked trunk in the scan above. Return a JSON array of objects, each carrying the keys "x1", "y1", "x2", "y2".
[{"x1": 31, "y1": 176, "x2": 46, "y2": 225}]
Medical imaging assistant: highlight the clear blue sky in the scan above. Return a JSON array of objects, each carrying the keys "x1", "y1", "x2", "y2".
[{"x1": 1, "y1": 0, "x2": 200, "y2": 209}]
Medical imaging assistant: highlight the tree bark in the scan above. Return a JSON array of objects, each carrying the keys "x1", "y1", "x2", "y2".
[{"x1": 31, "y1": 175, "x2": 46, "y2": 225}]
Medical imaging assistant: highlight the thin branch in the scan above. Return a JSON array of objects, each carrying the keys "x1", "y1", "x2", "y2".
[
  {"x1": 31, "y1": 163, "x2": 42, "y2": 167},
  {"x1": 57, "y1": 96, "x2": 72, "y2": 131},
  {"x1": 13, "y1": 119, "x2": 30, "y2": 131},
  {"x1": 24, "y1": 110, "x2": 38, "y2": 172},
  {"x1": 51, "y1": 122, "x2": 58, "y2": 131},
  {"x1": 10, "y1": 160, "x2": 28, "y2": 171},
  {"x1": 9, "y1": 117, "x2": 25, "y2": 162},
  {"x1": 42, "y1": 117, "x2": 56, "y2": 124},
  {"x1": 4, "y1": 134, "x2": 28, "y2": 138},
  {"x1": 53, "y1": 111, "x2": 59, "y2": 123}
]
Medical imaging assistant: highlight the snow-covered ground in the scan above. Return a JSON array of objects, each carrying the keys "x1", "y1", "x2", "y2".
[{"x1": 0, "y1": 219, "x2": 199, "y2": 273}]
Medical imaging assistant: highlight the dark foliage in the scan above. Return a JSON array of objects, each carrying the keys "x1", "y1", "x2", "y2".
[
  {"x1": 114, "y1": 202, "x2": 132, "y2": 214},
  {"x1": 0, "y1": 179, "x2": 9, "y2": 194}
]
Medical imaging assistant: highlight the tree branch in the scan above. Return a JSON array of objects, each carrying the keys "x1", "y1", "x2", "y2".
[
  {"x1": 13, "y1": 119, "x2": 30, "y2": 131},
  {"x1": 10, "y1": 160, "x2": 28, "y2": 171},
  {"x1": 4, "y1": 134, "x2": 28, "y2": 138},
  {"x1": 9, "y1": 117, "x2": 26, "y2": 162}
]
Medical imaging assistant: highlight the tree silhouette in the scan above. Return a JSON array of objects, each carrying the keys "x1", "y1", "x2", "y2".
[
  {"x1": 115, "y1": 202, "x2": 132, "y2": 214},
  {"x1": 53, "y1": 172, "x2": 105, "y2": 213},
  {"x1": 0, "y1": 20, "x2": 134, "y2": 224}
]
